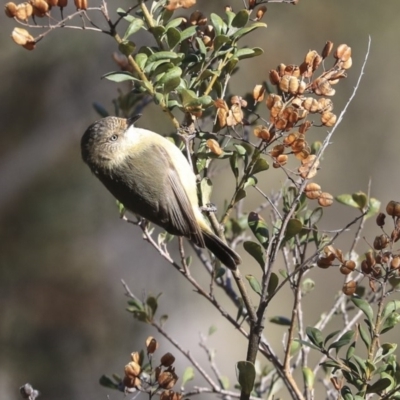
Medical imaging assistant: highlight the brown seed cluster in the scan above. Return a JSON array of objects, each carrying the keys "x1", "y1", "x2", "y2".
[
  {"x1": 215, "y1": 96, "x2": 247, "y2": 129},
  {"x1": 317, "y1": 200, "x2": 400, "y2": 296},
  {"x1": 123, "y1": 336, "x2": 180, "y2": 399}
]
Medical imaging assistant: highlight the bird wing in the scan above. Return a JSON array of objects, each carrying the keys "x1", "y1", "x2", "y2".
[{"x1": 158, "y1": 146, "x2": 205, "y2": 248}]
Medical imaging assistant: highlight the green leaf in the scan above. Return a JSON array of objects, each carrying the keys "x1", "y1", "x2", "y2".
[
  {"x1": 231, "y1": 9, "x2": 249, "y2": 28},
  {"x1": 165, "y1": 17, "x2": 185, "y2": 30},
  {"x1": 99, "y1": 375, "x2": 119, "y2": 389},
  {"x1": 328, "y1": 330, "x2": 355, "y2": 352},
  {"x1": 208, "y1": 325, "x2": 217, "y2": 335},
  {"x1": 251, "y1": 158, "x2": 269, "y2": 175},
  {"x1": 146, "y1": 296, "x2": 158, "y2": 319},
  {"x1": 351, "y1": 297, "x2": 374, "y2": 328},
  {"x1": 235, "y1": 47, "x2": 263, "y2": 60},
  {"x1": 267, "y1": 273, "x2": 279, "y2": 295},
  {"x1": 352, "y1": 192, "x2": 368, "y2": 210},
  {"x1": 308, "y1": 207, "x2": 323, "y2": 226},
  {"x1": 200, "y1": 177, "x2": 213, "y2": 206},
  {"x1": 302, "y1": 367, "x2": 314, "y2": 390},
  {"x1": 180, "y1": 25, "x2": 197, "y2": 41},
  {"x1": 248, "y1": 211, "x2": 269, "y2": 248},
  {"x1": 147, "y1": 51, "x2": 181, "y2": 64},
  {"x1": 213, "y1": 35, "x2": 230, "y2": 52},
  {"x1": 306, "y1": 327, "x2": 324, "y2": 348},
  {"x1": 366, "y1": 375, "x2": 393, "y2": 394},
  {"x1": 135, "y1": 52, "x2": 148, "y2": 70},
  {"x1": 166, "y1": 27, "x2": 181, "y2": 49},
  {"x1": 232, "y1": 22, "x2": 267, "y2": 40},
  {"x1": 229, "y1": 153, "x2": 239, "y2": 180},
  {"x1": 220, "y1": 376, "x2": 230, "y2": 390},
  {"x1": 234, "y1": 188, "x2": 247, "y2": 203},
  {"x1": 181, "y1": 366, "x2": 195, "y2": 386},
  {"x1": 159, "y1": 314, "x2": 168, "y2": 327},
  {"x1": 236, "y1": 361, "x2": 256, "y2": 395},
  {"x1": 374, "y1": 343, "x2": 397, "y2": 363},
  {"x1": 123, "y1": 18, "x2": 144, "y2": 40},
  {"x1": 336, "y1": 194, "x2": 359, "y2": 208},
  {"x1": 245, "y1": 274, "x2": 262, "y2": 296},
  {"x1": 269, "y1": 316, "x2": 291, "y2": 326},
  {"x1": 365, "y1": 198, "x2": 381, "y2": 219},
  {"x1": 159, "y1": 66, "x2": 182, "y2": 93},
  {"x1": 210, "y1": 13, "x2": 227, "y2": 36},
  {"x1": 358, "y1": 324, "x2": 372, "y2": 349},
  {"x1": 102, "y1": 71, "x2": 138, "y2": 82},
  {"x1": 301, "y1": 278, "x2": 315, "y2": 295},
  {"x1": 295, "y1": 339, "x2": 322, "y2": 352},
  {"x1": 323, "y1": 330, "x2": 341, "y2": 347},
  {"x1": 243, "y1": 241, "x2": 265, "y2": 269},
  {"x1": 196, "y1": 37, "x2": 208, "y2": 56},
  {"x1": 382, "y1": 299, "x2": 400, "y2": 319},
  {"x1": 284, "y1": 219, "x2": 303, "y2": 241},
  {"x1": 381, "y1": 312, "x2": 400, "y2": 334}
]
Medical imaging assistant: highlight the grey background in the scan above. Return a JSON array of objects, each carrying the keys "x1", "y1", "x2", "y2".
[{"x1": 1, "y1": 0, "x2": 400, "y2": 399}]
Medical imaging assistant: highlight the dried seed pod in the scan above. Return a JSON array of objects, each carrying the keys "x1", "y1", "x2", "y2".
[
  {"x1": 270, "y1": 100, "x2": 283, "y2": 118},
  {"x1": 124, "y1": 375, "x2": 141, "y2": 388},
  {"x1": 160, "y1": 352, "x2": 176, "y2": 367},
  {"x1": 361, "y1": 259, "x2": 371, "y2": 274},
  {"x1": 277, "y1": 63, "x2": 286, "y2": 77},
  {"x1": 386, "y1": 201, "x2": 400, "y2": 217},
  {"x1": 273, "y1": 154, "x2": 288, "y2": 168},
  {"x1": 304, "y1": 50, "x2": 318, "y2": 66},
  {"x1": 291, "y1": 138, "x2": 306, "y2": 153},
  {"x1": 317, "y1": 98, "x2": 333, "y2": 113},
  {"x1": 217, "y1": 108, "x2": 227, "y2": 128},
  {"x1": 318, "y1": 192, "x2": 333, "y2": 207},
  {"x1": 15, "y1": 2, "x2": 33, "y2": 20},
  {"x1": 312, "y1": 55, "x2": 322, "y2": 71},
  {"x1": 335, "y1": 44, "x2": 351, "y2": 62},
  {"x1": 299, "y1": 154, "x2": 319, "y2": 179},
  {"x1": 255, "y1": 5, "x2": 267, "y2": 20},
  {"x1": 46, "y1": 0, "x2": 58, "y2": 5},
  {"x1": 253, "y1": 84, "x2": 265, "y2": 102},
  {"x1": 206, "y1": 139, "x2": 223, "y2": 156},
  {"x1": 342, "y1": 280, "x2": 357, "y2": 296},
  {"x1": 305, "y1": 182, "x2": 322, "y2": 199},
  {"x1": 254, "y1": 125, "x2": 270, "y2": 141},
  {"x1": 131, "y1": 352, "x2": 141, "y2": 364},
  {"x1": 299, "y1": 121, "x2": 312, "y2": 134},
  {"x1": 283, "y1": 132, "x2": 299, "y2": 146},
  {"x1": 146, "y1": 336, "x2": 159, "y2": 354},
  {"x1": 125, "y1": 361, "x2": 141, "y2": 379},
  {"x1": 58, "y1": 0, "x2": 67, "y2": 7},
  {"x1": 321, "y1": 41, "x2": 333, "y2": 59},
  {"x1": 270, "y1": 144, "x2": 284, "y2": 157},
  {"x1": 373, "y1": 234, "x2": 389, "y2": 250},
  {"x1": 313, "y1": 78, "x2": 335, "y2": 96},
  {"x1": 376, "y1": 212, "x2": 386, "y2": 227},
  {"x1": 391, "y1": 256, "x2": 400, "y2": 270},
  {"x1": 288, "y1": 76, "x2": 299, "y2": 94},
  {"x1": 266, "y1": 93, "x2": 280, "y2": 110},
  {"x1": 11, "y1": 27, "x2": 35, "y2": 50},
  {"x1": 160, "y1": 391, "x2": 183, "y2": 400},
  {"x1": 158, "y1": 369, "x2": 178, "y2": 389},
  {"x1": 340, "y1": 260, "x2": 356, "y2": 275},
  {"x1": 30, "y1": 0, "x2": 49, "y2": 16},
  {"x1": 342, "y1": 57, "x2": 352, "y2": 70},
  {"x1": 4, "y1": 2, "x2": 17, "y2": 17},
  {"x1": 189, "y1": 10, "x2": 207, "y2": 25},
  {"x1": 303, "y1": 97, "x2": 319, "y2": 113},
  {"x1": 321, "y1": 111, "x2": 337, "y2": 127},
  {"x1": 317, "y1": 253, "x2": 335, "y2": 268},
  {"x1": 279, "y1": 75, "x2": 290, "y2": 93},
  {"x1": 391, "y1": 228, "x2": 400, "y2": 243},
  {"x1": 74, "y1": 0, "x2": 87, "y2": 9},
  {"x1": 292, "y1": 97, "x2": 303, "y2": 108},
  {"x1": 269, "y1": 69, "x2": 280, "y2": 85},
  {"x1": 297, "y1": 80, "x2": 306, "y2": 95}
]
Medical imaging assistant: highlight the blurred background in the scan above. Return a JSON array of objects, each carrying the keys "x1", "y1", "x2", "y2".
[{"x1": 1, "y1": 0, "x2": 400, "y2": 399}]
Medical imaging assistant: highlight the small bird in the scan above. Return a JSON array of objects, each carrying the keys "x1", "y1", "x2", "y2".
[{"x1": 81, "y1": 115, "x2": 241, "y2": 270}]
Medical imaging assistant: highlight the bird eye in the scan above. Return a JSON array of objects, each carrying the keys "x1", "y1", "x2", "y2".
[{"x1": 110, "y1": 134, "x2": 118, "y2": 141}]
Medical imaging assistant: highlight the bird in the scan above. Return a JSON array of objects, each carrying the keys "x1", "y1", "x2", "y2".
[{"x1": 81, "y1": 115, "x2": 241, "y2": 270}]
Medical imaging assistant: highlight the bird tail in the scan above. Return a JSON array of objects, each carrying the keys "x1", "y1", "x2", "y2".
[{"x1": 202, "y1": 230, "x2": 241, "y2": 270}]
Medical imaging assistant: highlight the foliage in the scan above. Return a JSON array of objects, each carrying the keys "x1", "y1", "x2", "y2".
[{"x1": 7, "y1": 0, "x2": 400, "y2": 400}]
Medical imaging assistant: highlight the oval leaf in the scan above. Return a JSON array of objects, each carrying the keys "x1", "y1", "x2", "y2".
[
  {"x1": 245, "y1": 274, "x2": 262, "y2": 296},
  {"x1": 243, "y1": 241, "x2": 265, "y2": 269},
  {"x1": 236, "y1": 361, "x2": 255, "y2": 395}
]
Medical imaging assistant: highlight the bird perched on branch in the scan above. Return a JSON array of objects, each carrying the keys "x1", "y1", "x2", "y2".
[{"x1": 81, "y1": 115, "x2": 241, "y2": 270}]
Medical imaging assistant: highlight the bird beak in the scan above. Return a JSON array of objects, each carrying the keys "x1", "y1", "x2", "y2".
[{"x1": 127, "y1": 114, "x2": 142, "y2": 126}]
